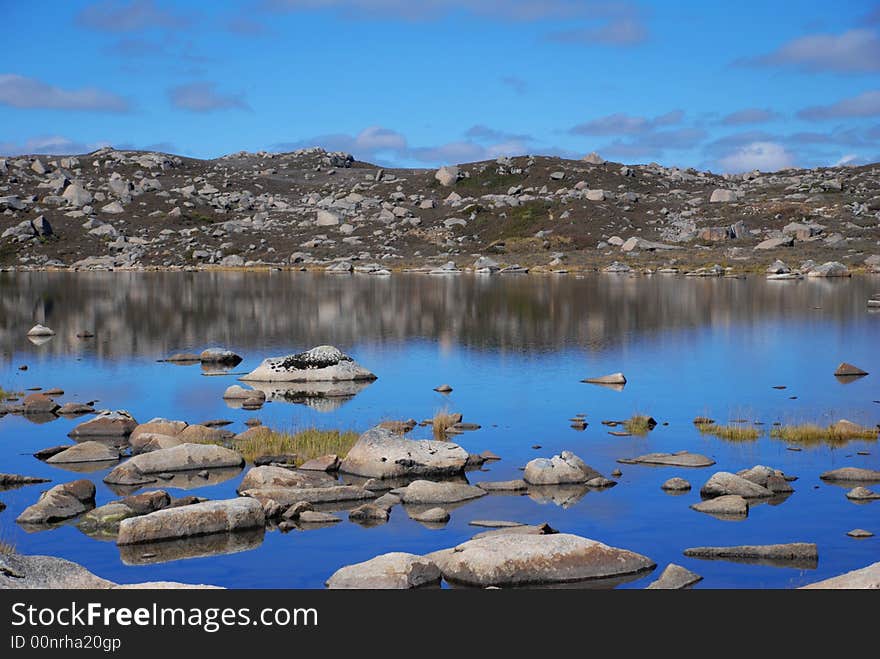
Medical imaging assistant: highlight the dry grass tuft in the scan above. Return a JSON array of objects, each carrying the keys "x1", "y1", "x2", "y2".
[
  {"x1": 697, "y1": 423, "x2": 761, "y2": 441},
  {"x1": 432, "y1": 408, "x2": 462, "y2": 440},
  {"x1": 623, "y1": 414, "x2": 656, "y2": 435},
  {"x1": 770, "y1": 422, "x2": 878, "y2": 446}
]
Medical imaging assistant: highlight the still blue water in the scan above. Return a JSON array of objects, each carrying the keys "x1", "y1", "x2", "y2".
[{"x1": 0, "y1": 272, "x2": 878, "y2": 588}]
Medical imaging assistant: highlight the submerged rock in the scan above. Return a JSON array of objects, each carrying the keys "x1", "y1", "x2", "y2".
[
  {"x1": 429, "y1": 533, "x2": 655, "y2": 587},
  {"x1": 339, "y1": 426, "x2": 469, "y2": 479},
  {"x1": 646, "y1": 564, "x2": 703, "y2": 590},
  {"x1": 241, "y1": 346, "x2": 376, "y2": 383},
  {"x1": 16, "y1": 480, "x2": 96, "y2": 524},
  {"x1": 326, "y1": 552, "x2": 441, "y2": 589},
  {"x1": 117, "y1": 498, "x2": 265, "y2": 545}
]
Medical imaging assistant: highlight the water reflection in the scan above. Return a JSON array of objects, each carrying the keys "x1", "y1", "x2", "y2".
[
  {"x1": 118, "y1": 528, "x2": 265, "y2": 565},
  {"x1": 1, "y1": 272, "x2": 875, "y2": 360}
]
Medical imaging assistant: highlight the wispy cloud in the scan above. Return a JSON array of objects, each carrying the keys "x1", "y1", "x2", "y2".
[
  {"x1": 797, "y1": 90, "x2": 880, "y2": 120},
  {"x1": 718, "y1": 141, "x2": 795, "y2": 173},
  {"x1": 464, "y1": 124, "x2": 533, "y2": 143},
  {"x1": 720, "y1": 108, "x2": 780, "y2": 126},
  {"x1": 168, "y1": 82, "x2": 250, "y2": 112},
  {"x1": 77, "y1": 0, "x2": 193, "y2": 32},
  {"x1": 570, "y1": 110, "x2": 684, "y2": 136},
  {"x1": 0, "y1": 74, "x2": 130, "y2": 112},
  {"x1": 547, "y1": 17, "x2": 647, "y2": 46},
  {"x1": 739, "y1": 28, "x2": 880, "y2": 73},
  {"x1": 500, "y1": 75, "x2": 528, "y2": 95}
]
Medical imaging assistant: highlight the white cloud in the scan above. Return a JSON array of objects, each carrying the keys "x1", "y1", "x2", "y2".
[
  {"x1": 0, "y1": 74, "x2": 130, "y2": 112},
  {"x1": 718, "y1": 141, "x2": 795, "y2": 173},
  {"x1": 0, "y1": 135, "x2": 112, "y2": 156}
]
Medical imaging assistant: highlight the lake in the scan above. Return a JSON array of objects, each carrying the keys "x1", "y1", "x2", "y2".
[{"x1": 0, "y1": 271, "x2": 878, "y2": 588}]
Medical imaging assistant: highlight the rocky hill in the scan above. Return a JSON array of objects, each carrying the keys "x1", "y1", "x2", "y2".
[{"x1": 0, "y1": 146, "x2": 878, "y2": 273}]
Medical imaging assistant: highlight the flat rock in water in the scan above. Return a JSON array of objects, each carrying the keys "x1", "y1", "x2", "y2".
[
  {"x1": 428, "y1": 533, "x2": 655, "y2": 587},
  {"x1": 69, "y1": 410, "x2": 137, "y2": 438},
  {"x1": 326, "y1": 552, "x2": 441, "y2": 589},
  {"x1": 299, "y1": 454, "x2": 340, "y2": 472},
  {"x1": 468, "y1": 520, "x2": 525, "y2": 528},
  {"x1": 618, "y1": 451, "x2": 715, "y2": 467},
  {"x1": 21, "y1": 393, "x2": 59, "y2": 415},
  {"x1": 241, "y1": 485, "x2": 374, "y2": 507},
  {"x1": 16, "y1": 480, "x2": 96, "y2": 524},
  {"x1": 297, "y1": 511, "x2": 342, "y2": 524},
  {"x1": 821, "y1": 467, "x2": 880, "y2": 483},
  {"x1": 582, "y1": 372, "x2": 626, "y2": 385},
  {"x1": 223, "y1": 385, "x2": 264, "y2": 400},
  {"x1": 399, "y1": 480, "x2": 486, "y2": 504},
  {"x1": 834, "y1": 362, "x2": 868, "y2": 377},
  {"x1": 700, "y1": 472, "x2": 773, "y2": 498},
  {"x1": 58, "y1": 402, "x2": 96, "y2": 415},
  {"x1": 0, "y1": 473, "x2": 51, "y2": 487},
  {"x1": 476, "y1": 479, "x2": 528, "y2": 492},
  {"x1": 117, "y1": 498, "x2": 264, "y2": 545},
  {"x1": 349, "y1": 503, "x2": 390, "y2": 523},
  {"x1": 523, "y1": 451, "x2": 600, "y2": 485},
  {"x1": 800, "y1": 561, "x2": 880, "y2": 589},
  {"x1": 847, "y1": 529, "x2": 874, "y2": 538},
  {"x1": 45, "y1": 441, "x2": 119, "y2": 464},
  {"x1": 339, "y1": 426, "x2": 469, "y2": 479},
  {"x1": 104, "y1": 444, "x2": 244, "y2": 485},
  {"x1": 661, "y1": 477, "x2": 691, "y2": 491},
  {"x1": 683, "y1": 543, "x2": 818, "y2": 562},
  {"x1": 646, "y1": 564, "x2": 703, "y2": 589},
  {"x1": 240, "y1": 345, "x2": 375, "y2": 383},
  {"x1": 26, "y1": 324, "x2": 55, "y2": 337},
  {"x1": 846, "y1": 486, "x2": 880, "y2": 500},
  {"x1": 690, "y1": 495, "x2": 749, "y2": 516}
]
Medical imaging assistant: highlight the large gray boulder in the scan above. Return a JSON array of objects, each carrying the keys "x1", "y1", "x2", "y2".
[
  {"x1": 104, "y1": 443, "x2": 244, "y2": 485},
  {"x1": 435, "y1": 165, "x2": 460, "y2": 187},
  {"x1": 690, "y1": 495, "x2": 749, "y2": 516},
  {"x1": 326, "y1": 552, "x2": 441, "y2": 589},
  {"x1": 399, "y1": 480, "x2": 486, "y2": 504},
  {"x1": 523, "y1": 451, "x2": 600, "y2": 485},
  {"x1": 700, "y1": 472, "x2": 773, "y2": 498},
  {"x1": 339, "y1": 426, "x2": 469, "y2": 479},
  {"x1": 240, "y1": 346, "x2": 376, "y2": 383},
  {"x1": 16, "y1": 480, "x2": 96, "y2": 524},
  {"x1": 429, "y1": 533, "x2": 655, "y2": 587},
  {"x1": 117, "y1": 498, "x2": 265, "y2": 545},
  {"x1": 129, "y1": 418, "x2": 187, "y2": 442},
  {"x1": 0, "y1": 553, "x2": 113, "y2": 589},
  {"x1": 807, "y1": 261, "x2": 849, "y2": 277}
]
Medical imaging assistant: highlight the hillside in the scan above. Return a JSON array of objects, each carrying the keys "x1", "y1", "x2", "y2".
[{"x1": 1, "y1": 147, "x2": 878, "y2": 272}]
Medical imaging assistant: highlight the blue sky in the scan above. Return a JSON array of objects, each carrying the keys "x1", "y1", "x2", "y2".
[{"x1": 1, "y1": 0, "x2": 879, "y2": 172}]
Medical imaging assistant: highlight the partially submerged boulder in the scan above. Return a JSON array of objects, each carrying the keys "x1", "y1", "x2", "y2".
[
  {"x1": 339, "y1": 426, "x2": 469, "y2": 479},
  {"x1": 523, "y1": 451, "x2": 600, "y2": 485},
  {"x1": 16, "y1": 480, "x2": 96, "y2": 524},
  {"x1": 326, "y1": 552, "x2": 441, "y2": 589},
  {"x1": 399, "y1": 480, "x2": 486, "y2": 505},
  {"x1": 104, "y1": 444, "x2": 245, "y2": 486},
  {"x1": 241, "y1": 485, "x2": 374, "y2": 507},
  {"x1": 129, "y1": 418, "x2": 187, "y2": 442},
  {"x1": 117, "y1": 498, "x2": 264, "y2": 545},
  {"x1": 700, "y1": 472, "x2": 773, "y2": 498},
  {"x1": 646, "y1": 564, "x2": 703, "y2": 590},
  {"x1": 800, "y1": 562, "x2": 880, "y2": 589},
  {"x1": 238, "y1": 465, "x2": 334, "y2": 491},
  {"x1": 241, "y1": 346, "x2": 376, "y2": 383},
  {"x1": 45, "y1": 441, "x2": 119, "y2": 464},
  {"x1": 199, "y1": 348, "x2": 242, "y2": 366},
  {"x1": 821, "y1": 467, "x2": 880, "y2": 483},
  {"x1": 69, "y1": 410, "x2": 137, "y2": 438},
  {"x1": 834, "y1": 362, "x2": 868, "y2": 377},
  {"x1": 429, "y1": 533, "x2": 655, "y2": 587},
  {"x1": 618, "y1": 451, "x2": 715, "y2": 468},
  {"x1": 690, "y1": 495, "x2": 749, "y2": 517},
  {"x1": 582, "y1": 372, "x2": 626, "y2": 385}
]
